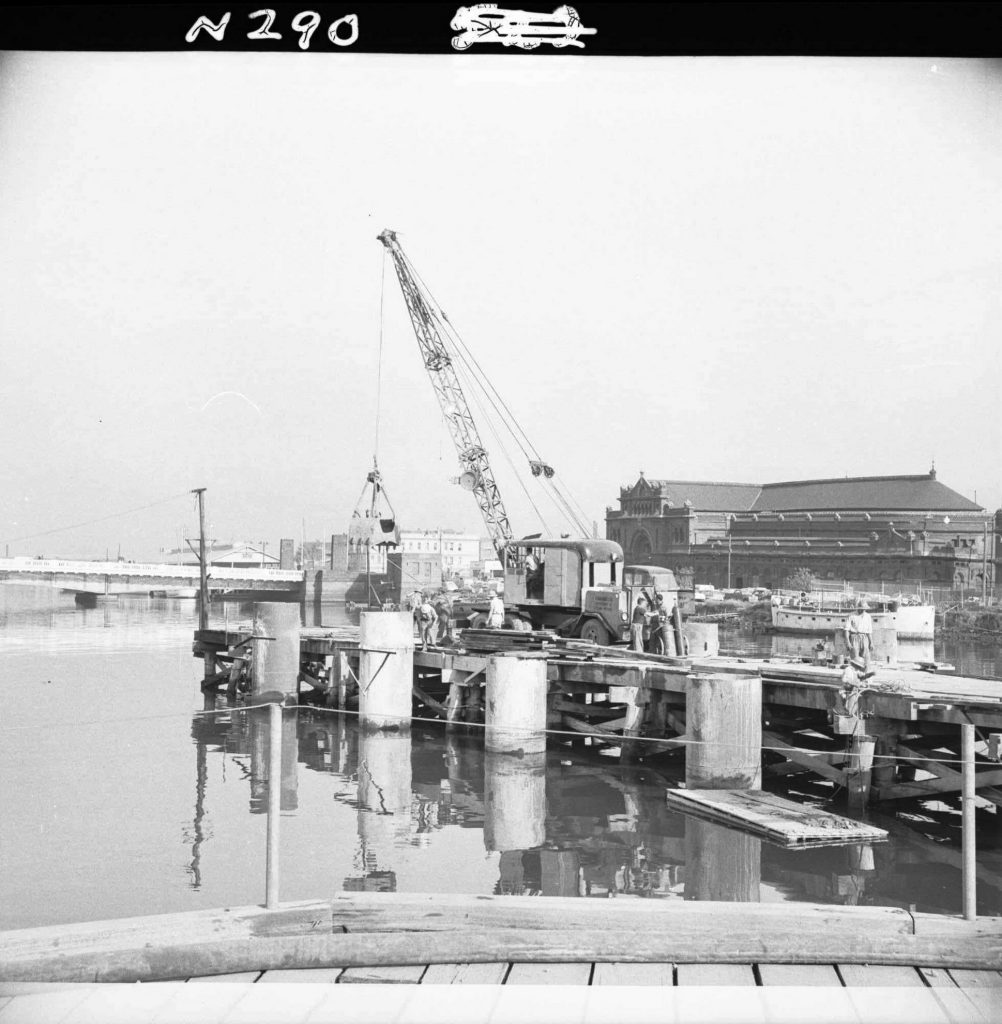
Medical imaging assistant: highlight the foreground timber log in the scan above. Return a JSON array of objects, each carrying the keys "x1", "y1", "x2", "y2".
[{"x1": 2, "y1": 893, "x2": 1000, "y2": 982}]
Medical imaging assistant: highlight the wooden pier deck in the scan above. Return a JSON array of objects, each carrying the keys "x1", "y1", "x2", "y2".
[{"x1": 194, "y1": 623, "x2": 1002, "y2": 810}]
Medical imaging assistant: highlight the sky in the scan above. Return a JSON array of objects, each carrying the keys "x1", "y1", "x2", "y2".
[{"x1": 0, "y1": 52, "x2": 999, "y2": 560}]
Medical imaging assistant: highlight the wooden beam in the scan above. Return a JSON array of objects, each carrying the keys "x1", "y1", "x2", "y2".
[{"x1": 761, "y1": 730, "x2": 849, "y2": 786}]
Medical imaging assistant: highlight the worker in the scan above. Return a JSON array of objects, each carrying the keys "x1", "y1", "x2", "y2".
[
  {"x1": 487, "y1": 589, "x2": 505, "y2": 629},
  {"x1": 650, "y1": 594, "x2": 668, "y2": 655},
  {"x1": 435, "y1": 600, "x2": 453, "y2": 645},
  {"x1": 631, "y1": 597, "x2": 649, "y2": 653},
  {"x1": 843, "y1": 599, "x2": 873, "y2": 674},
  {"x1": 417, "y1": 598, "x2": 437, "y2": 649},
  {"x1": 525, "y1": 551, "x2": 543, "y2": 600}
]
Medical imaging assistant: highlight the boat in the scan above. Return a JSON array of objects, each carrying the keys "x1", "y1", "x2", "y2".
[{"x1": 769, "y1": 589, "x2": 935, "y2": 640}]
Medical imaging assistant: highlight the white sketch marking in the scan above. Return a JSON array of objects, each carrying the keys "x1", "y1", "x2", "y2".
[
  {"x1": 200, "y1": 391, "x2": 262, "y2": 415},
  {"x1": 451, "y1": 4, "x2": 596, "y2": 50},
  {"x1": 328, "y1": 13, "x2": 359, "y2": 47},
  {"x1": 247, "y1": 9, "x2": 282, "y2": 41},
  {"x1": 185, "y1": 12, "x2": 232, "y2": 43}
]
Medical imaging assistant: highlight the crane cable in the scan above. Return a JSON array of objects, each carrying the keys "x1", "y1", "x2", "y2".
[
  {"x1": 373, "y1": 248, "x2": 387, "y2": 465},
  {"x1": 449, "y1": 342, "x2": 554, "y2": 536},
  {"x1": 403, "y1": 251, "x2": 591, "y2": 537}
]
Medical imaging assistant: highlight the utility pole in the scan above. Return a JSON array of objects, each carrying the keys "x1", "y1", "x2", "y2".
[
  {"x1": 193, "y1": 488, "x2": 208, "y2": 632},
  {"x1": 983, "y1": 520, "x2": 989, "y2": 606}
]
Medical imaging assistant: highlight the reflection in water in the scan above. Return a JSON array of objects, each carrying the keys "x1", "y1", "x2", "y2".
[
  {"x1": 484, "y1": 751, "x2": 546, "y2": 853},
  {"x1": 186, "y1": 707, "x2": 1002, "y2": 915},
  {"x1": 3, "y1": 588, "x2": 1000, "y2": 928},
  {"x1": 351, "y1": 730, "x2": 413, "y2": 892},
  {"x1": 684, "y1": 819, "x2": 760, "y2": 902}
]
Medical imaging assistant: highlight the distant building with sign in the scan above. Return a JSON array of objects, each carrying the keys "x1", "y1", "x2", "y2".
[{"x1": 606, "y1": 468, "x2": 997, "y2": 593}]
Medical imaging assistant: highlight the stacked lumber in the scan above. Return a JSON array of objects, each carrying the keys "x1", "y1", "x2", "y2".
[{"x1": 458, "y1": 628, "x2": 566, "y2": 655}]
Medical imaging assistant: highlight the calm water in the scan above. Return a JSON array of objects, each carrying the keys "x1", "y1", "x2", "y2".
[{"x1": 2, "y1": 586, "x2": 1001, "y2": 931}]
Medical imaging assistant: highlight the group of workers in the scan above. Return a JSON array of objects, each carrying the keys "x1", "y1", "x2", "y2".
[
  {"x1": 630, "y1": 592, "x2": 676, "y2": 655},
  {"x1": 411, "y1": 593, "x2": 454, "y2": 649}
]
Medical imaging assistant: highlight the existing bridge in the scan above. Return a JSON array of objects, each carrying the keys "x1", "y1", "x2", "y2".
[{"x1": 0, "y1": 557, "x2": 305, "y2": 598}]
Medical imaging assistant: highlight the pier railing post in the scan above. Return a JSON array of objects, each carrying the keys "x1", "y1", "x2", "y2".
[
  {"x1": 265, "y1": 702, "x2": 282, "y2": 910},
  {"x1": 962, "y1": 722, "x2": 977, "y2": 921}
]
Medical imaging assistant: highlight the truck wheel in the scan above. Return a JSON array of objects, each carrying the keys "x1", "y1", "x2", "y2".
[
  {"x1": 578, "y1": 619, "x2": 610, "y2": 646},
  {"x1": 469, "y1": 613, "x2": 488, "y2": 629}
]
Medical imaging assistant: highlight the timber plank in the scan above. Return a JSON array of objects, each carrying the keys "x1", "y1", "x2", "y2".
[
  {"x1": 841, "y1": 986, "x2": 964, "y2": 1024},
  {"x1": 947, "y1": 969, "x2": 1002, "y2": 987},
  {"x1": 187, "y1": 971, "x2": 261, "y2": 982},
  {"x1": 338, "y1": 965, "x2": 426, "y2": 984},
  {"x1": 837, "y1": 964, "x2": 925, "y2": 986},
  {"x1": 421, "y1": 962, "x2": 508, "y2": 984},
  {"x1": 757, "y1": 964, "x2": 842, "y2": 986},
  {"x1": 591, "y1": 962, "x2": 673, "y2": 986},
  {"x1": 506, "y1": 963, "x2": 592, "y2": 985},
  {"x1": 257, "y1": 968, "x2": 344, "y2": 983},
  {"x1": 0, "y1": 988, "x2": 94, "y2": 1022},
  {"x1": 676, "y1": 964, "x2": 756, "y2": 986},
  {"x1": 152, "y1": 982, "x2": 263, "y2": 1023},
  {"x1": 663, "y1": 789, "x2": 888, "y2": 847},
  {"x1": 918, "y1": 967, "x2": 958, "y2": 987}
]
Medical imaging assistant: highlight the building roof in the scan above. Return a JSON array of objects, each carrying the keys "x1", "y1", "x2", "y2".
[
  {"x1": 621, "y1": 478, "x2": 761, "y2": 511},
  {"x1": 618, "y1": 471, "x2": 983, "y2": 515},
  {"x1": 751, "y1": 474, "x2": 983, "y2": 513}
]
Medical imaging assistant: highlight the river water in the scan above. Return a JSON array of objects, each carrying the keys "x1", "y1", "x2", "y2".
[{"x1": 2, "y1": 586, "x2": 1001, "y2": 932}]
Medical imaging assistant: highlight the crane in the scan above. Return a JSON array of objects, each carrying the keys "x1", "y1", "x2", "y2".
[
  {"x1": 377, "y1": 229, "x2": 514, "y2": 560},
  {"x1": 376, "y1": 229, "x2": 659, "y2": 644}
]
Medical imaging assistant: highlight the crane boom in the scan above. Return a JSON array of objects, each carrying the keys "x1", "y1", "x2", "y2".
[{"x1": 377, "y1": 229, "x2": 514, "y2": 558}]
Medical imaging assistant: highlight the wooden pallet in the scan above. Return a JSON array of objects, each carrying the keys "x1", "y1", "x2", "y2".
[{"x1": 664, "y1": 789, "x2": 889, "y2": 847}]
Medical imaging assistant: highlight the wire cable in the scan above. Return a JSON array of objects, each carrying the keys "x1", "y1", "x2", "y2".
[{"x1": 0, "y1": 491, "x2": 195, "y2": 547}]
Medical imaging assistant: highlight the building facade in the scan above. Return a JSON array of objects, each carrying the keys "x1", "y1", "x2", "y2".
[{"x1": 606, "y1": 470, "x2": 998, "y2": 593}]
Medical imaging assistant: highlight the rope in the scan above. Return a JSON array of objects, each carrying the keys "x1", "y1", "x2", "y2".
[
  {"x1": 373, "y1": 247, "x2": 387, "y2": 463},
  {"x1": 400, "y1": 249, "x2": 589, "y2": 537}
]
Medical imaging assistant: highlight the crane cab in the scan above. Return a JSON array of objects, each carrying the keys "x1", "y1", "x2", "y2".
[{"x1": 502, "y1": 538, "x2": 629, "y2": 644}]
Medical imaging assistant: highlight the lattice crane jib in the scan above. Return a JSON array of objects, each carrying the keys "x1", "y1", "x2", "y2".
[{"x1": 378, "y1": 229, "x2": 514, "y2": 559}]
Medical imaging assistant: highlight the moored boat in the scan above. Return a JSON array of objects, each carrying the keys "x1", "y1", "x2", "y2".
[{"x1": 770, "y1": 589, "x2": 935, "y2": 640}]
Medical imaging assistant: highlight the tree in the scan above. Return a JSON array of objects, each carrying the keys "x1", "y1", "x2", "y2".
[{"x1": 783, "y1": 567, "x2": 815, "y2": 593}]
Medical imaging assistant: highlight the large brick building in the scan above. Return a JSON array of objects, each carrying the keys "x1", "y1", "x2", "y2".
[{"x1": 605, "y1": 469, "x2": 998, "y2": 593}]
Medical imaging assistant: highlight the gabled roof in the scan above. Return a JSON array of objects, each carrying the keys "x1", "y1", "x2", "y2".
[
  {"x1": 618, "y1": 472, "x2": 982, "y2": 514},
  {"x1": 621, "y1": 478, "x2": 761, "y2": 511},
  {"x1": 752, "y1": 474, "x2": 982, "y2": 513}
]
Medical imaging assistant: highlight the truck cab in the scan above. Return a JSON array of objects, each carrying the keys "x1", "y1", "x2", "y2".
[
  {"x1": 623, "y1": 565, "x2": 680, "y2": 616},
  {"x1": 501, "y1": 538, "x2": 629, "y2": 645}
]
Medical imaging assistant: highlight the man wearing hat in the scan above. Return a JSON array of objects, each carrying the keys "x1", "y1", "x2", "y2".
[{"x1": 843, "y1": 598, "x2": 873, "y2": 673}]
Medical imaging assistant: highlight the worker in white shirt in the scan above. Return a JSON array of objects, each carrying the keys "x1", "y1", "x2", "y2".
[
  {"x1": 487, "y1": 589, "x2": 505, "y2": 629},
  {"x1": 843, "y1": 599, "x2": 873, "y2": 673}
]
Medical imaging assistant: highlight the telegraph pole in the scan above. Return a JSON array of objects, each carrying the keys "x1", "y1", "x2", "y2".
[
  {"x1": 983, "y1": 520, "x2": 989, "y2": 606},
  {"x1": 193, "y1": 487, "x2": 208, "y2": 631}
]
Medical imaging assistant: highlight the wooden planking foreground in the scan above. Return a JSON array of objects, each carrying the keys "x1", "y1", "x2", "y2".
[
  {"x1": 1, "y1": 893, "x2": 1000, "y2": 983},
  {"x1": 663, "y1": 789, "x2": 889, "y2": 847}
]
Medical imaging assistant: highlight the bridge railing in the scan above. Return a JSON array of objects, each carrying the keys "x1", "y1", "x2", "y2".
[{"x1": 0, "y1": 558, "x2": 304, "y2": 583}]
